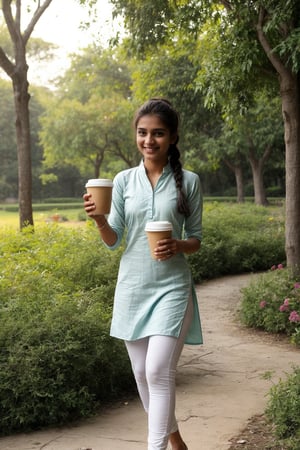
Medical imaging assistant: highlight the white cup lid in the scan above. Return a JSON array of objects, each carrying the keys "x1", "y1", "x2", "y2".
[
  {"x1": 145, "y1": 221, "x2": 173, "y2": 232},
  {"x1": 85, "y1": 178, "x2": 113, "y2": 187}
]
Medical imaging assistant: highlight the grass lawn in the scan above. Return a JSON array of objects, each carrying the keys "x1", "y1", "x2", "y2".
[{"x1": 0, "y1": 207, "x2": 85, "y2": 228}]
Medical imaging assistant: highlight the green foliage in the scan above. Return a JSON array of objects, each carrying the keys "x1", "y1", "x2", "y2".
[
  {"x1": 0, "y1": 225, "x2": 134, "y2": 435},
  {"x1": 240, "y1": 267, "x2": 300, "y2": 344},
  {"x1": 39, "y1": 46, "x2": 138, "y2": 181},
  {"x1": 40, "y1": 89, "x2": 137, "y2": 178},
  {"x1": 112, "y1": 0, "x2": 300, "y2": 105},
  {"x1": 188, "y1": 202, "x2": 285, "y2": 282},
  {"x1": 129, "y1": 36, "x2": 222, "y2": 164},
  {"x1": 0, "y1": 202, "x2": 288, "y2": 435},
  {"x1": 60, "y1": 46, "x2": 132, "y2": 102},
  {"x1": 266, "y1": 367, "x2": 300, "y2": 447}
]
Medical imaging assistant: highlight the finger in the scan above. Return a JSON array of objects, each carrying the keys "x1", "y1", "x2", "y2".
[{"x1": 157, "y1": 238, "x2": 172, "y2": 245}]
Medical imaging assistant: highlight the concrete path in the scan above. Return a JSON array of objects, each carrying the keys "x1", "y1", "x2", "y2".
[{"x1": 1, "y1": 273, "x2": 300, "y2": 450}]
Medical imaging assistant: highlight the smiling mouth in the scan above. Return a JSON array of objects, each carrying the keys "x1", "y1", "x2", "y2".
[{"x1": 144, "y1": 147, "x2": 157, "y2": 152}]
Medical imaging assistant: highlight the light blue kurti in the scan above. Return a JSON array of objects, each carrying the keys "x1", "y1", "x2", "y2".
[{"x1": 106, "y1": 161, "x2": 203, "y2": 345}]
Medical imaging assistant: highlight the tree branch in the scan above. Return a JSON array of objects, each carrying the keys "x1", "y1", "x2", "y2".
[
  {"x1": 15, "y1": 0, "x2": 21, "y2": 29},
  {"x1": 0, "y1": 46, "x2": 15, "y2": 78},
  {"x1": 223, "y1": 158, "x2": 236, "y2": 172},
  {"x1": 256, "y1": 6, "x2": 289, "y2": 79},
  {"x1": 2, "y1": 0, "x2": 19, "y2": 43},
  {"x1": 261, "y1": 143, "x2": 273, "y2": 165},
  {"x1": 219, "y1": 0, "x2": 233, "y2": 11},
  {"x1": 23, "y1": 0, "x2": 53, "y2": 44}
]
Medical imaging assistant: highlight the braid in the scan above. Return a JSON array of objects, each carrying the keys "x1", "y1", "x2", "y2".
[
  {"x1": 135, "y1": 98, "x2": 190, "y2": 217},
  {"x1": 169, "y1": 143, "x2": 191, "y2": 217}
]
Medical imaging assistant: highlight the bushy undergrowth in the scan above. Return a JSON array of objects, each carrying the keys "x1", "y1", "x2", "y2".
[
  {"x1": 189, "y1": 202, "x2": 285, "y2": 282},
  {"x1": 240, "y1": 267, "x2": 300, "y2": 447},
  {"x1": 266, "y1": 367, "x2": 300, "y2": 449},
  {"x1": 240, "y1": 267, "x2": 300, "y2": 345},
  {"x1": 0, "y1": 202, "x2": 288, "y2": 436},
  {"x1": 0, "y1": 224, "x2": 135, "y2": 435}
]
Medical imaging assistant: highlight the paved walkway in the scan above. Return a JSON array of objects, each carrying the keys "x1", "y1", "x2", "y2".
[{"x1": 1, "y1": 273, "x2": 300, "y2": 450}]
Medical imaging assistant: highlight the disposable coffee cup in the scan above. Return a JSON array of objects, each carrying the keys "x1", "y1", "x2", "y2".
[
  {"x1": 85, "y1": 179, "x2": 113, "y2": 215},
  {"x1": 145, "y1": 221, "x2": 173, "y2": 260}
]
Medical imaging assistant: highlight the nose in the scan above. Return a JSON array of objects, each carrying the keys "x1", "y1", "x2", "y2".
[{"x1": 145, "y1": 133, "x2": 154, "y2": 144}]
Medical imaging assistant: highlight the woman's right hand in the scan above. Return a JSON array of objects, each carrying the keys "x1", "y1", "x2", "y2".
[
  {"x1": 83, "y1": 193, "x2": 106, "y2": 224},
  {"x1": 83, "y1": 194, "x2": 117, "y2": 246},
  {"x1": 83, "y1": 193, "x2": 96, "y2": 216}
]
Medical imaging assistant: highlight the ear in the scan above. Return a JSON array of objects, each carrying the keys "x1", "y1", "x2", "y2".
[{"x1": 171, "y1": 134, "x2": 179, "y2": 145}]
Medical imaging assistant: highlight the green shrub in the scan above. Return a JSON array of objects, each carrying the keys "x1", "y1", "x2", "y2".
[
  {"x1": 189, "y1": 202, "x2": 285, "y2": 282},
  {"x1": 0, "y1": 224, "x2": 134, "y2": 435},
  {"x1": 266, "y1": 367, "x2": 300, "y2": 447},
  {"x1": 240, "y1": 267, "x2": 300, "y2": 343},
  {"x1": 0, "y1": 202, "x2": 288, "y2": 435}
]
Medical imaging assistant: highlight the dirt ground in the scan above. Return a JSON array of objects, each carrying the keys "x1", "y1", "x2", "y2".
[
  {"x1": 1, "y1": 273, "x2": 300, "y2": 450},
  {"x1": 228, "y1": 413, "x2": 283, "y2": 449}
]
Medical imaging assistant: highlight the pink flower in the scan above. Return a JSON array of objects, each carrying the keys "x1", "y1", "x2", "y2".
[
  {"x1": 271, "y1": 265, "x2": 277, "y2": 271},
  {"x1": 277, "y1": 264, "x2": 284, "y2": 269},
  {"x1": 279, "y1": 304, "x2": 288, "y2": 312},
  {"x1": 294, "y1": 282, "x2": 300, "y2": 289},
  {"x1": 259, "y1": 301, "x2": 267, "y2": 309},
  {"x1": 280, "y1": 299, "x2": 290, "y2": 312},
  {"x1": 289, "y1": 311, "x2": 300, "y2": 323}
]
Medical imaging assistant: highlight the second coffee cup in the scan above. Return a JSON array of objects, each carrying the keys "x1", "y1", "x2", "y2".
[
  {"x1": 145, "y1": 221, "x2": 173, "y2": 260},
  {"x1": 85, "y1": 178, "x2": 113, "y2": 215}
]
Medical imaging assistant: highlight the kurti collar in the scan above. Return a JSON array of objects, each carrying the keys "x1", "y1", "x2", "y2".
[{"x1": 138, "y1": 160, "x2": 172, "y2": 175}]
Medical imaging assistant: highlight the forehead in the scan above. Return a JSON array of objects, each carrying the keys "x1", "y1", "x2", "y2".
[{"x1": 136, "y1": 114, "x2": 168, "y2": 130}]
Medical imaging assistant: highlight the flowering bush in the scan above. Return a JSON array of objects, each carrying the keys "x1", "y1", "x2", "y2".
[
  {"x1": 266, "y1": 366, "x2": 300, "y2": 445},
  {"x1": 240, "y1": 265, "x2": 300, "y2": 345}
]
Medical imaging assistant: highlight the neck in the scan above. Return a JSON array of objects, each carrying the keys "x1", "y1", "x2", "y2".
[
  {"x1": 144, "y1": 160, "x2": 168, "y2": 188},
  {"x1": 144, "y1": 159, "x2": 167, "y2": 175}
]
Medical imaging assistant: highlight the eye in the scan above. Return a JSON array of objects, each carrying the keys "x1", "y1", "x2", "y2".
[
  {"x1": 154, "y1": 131, "x2": 165, "y2": 137},
  {"x1": 137, "y1": 129, "x2": 146, "y2": 136}
]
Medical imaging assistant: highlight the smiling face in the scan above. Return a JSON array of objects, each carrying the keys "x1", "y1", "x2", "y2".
[{"x1": 136, "y1": 114, "x2": 177, "y2": 166}]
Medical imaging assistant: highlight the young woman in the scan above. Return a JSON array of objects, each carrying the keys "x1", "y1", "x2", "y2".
[{"x1": 84, "y1": 98, "x2": 203, "y2": 450}]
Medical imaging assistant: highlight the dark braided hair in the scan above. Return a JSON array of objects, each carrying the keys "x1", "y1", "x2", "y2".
[{"x1": 134, "y1": 98, "x2": 191, "y2": 217}]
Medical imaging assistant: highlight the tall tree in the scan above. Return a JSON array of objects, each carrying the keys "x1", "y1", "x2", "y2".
[
  {"x1": 0, "y1": 0, "x2": 53, "y2": 228},
  {"x1": 110, "y1": 0, "x2": 300, "y2": 272},
  {"x1": 129, "y1": 36, "x2": 221, "y2": 160},
  {"x1": 40, "y1": 46, "x2": 138, "y2": 180},
  {"x1": 0, "y1": 79, "x2": 45, "y2": 201},
  {"x1": 0, "y1": 78, "x2": 17, "y2": 200},
  {"x1": 203, "y1": 92, "x2": 284, "y2": 205},
  {"x1": 40, "y1": 95, "x2": 137, "y2": 178}
]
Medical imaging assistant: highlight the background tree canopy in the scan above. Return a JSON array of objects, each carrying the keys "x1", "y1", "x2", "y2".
[
  {"x1": 108, "y1": 0, "x2": 300, "y2": 271},
  {"x1": 0, "y1": 0, "x2": 299, "y2": 271}
]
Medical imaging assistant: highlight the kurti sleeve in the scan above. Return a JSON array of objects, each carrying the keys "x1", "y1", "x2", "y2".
[
  {"x1": 104, "y1": 172, "x2": 126, "y2": 250},
  {"x1": 184, "y1": 173, "x2": 203, "y2": 241}
]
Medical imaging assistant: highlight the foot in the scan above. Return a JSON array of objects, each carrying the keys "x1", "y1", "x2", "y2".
[
  {"x1": 169, "y1": 430, "x2": 188, "y2": 450},
  {"x1": 170, "y1": 444, "x2": 187, "y2": 450}
]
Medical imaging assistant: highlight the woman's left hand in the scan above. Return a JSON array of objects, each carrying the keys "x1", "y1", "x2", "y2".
[{"x1": 154, "y1": 238, "x2": 178, "y2": 261}]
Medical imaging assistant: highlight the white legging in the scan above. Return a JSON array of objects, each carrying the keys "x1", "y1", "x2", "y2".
[{"x1": 125, "y1": 296, "x2": 193, "y2": 450}]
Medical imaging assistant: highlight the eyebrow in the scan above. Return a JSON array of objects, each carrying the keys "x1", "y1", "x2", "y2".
[{"x1": 137, "y1": 127, "x2": 167, "y2": 132}]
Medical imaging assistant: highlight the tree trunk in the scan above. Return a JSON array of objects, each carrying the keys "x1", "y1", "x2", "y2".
[
  {"x1": 0, "y1": 0, "x2": 54, "y2": 230},
  {"x1": 13, "y1": 71, "x2": 34, "y2": 229},
  {"x1": 248, "y1": 155, "x2": 268, "y2": 206},
  {"x1": 234, "y1": 165, "x2": 244, "y2": 203},
  {"x1": 256, "y1": 6, "x2": 300, "y2": 273},
  {"x1": 224, "y1": 158, "x2": 245, "y2": 203},
  {"x1": 281, "y1": 72, "x2": 300, "y2": 273},
  {"x1": 94, "y1": 149, "x2": 105, "y2": 178}
]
